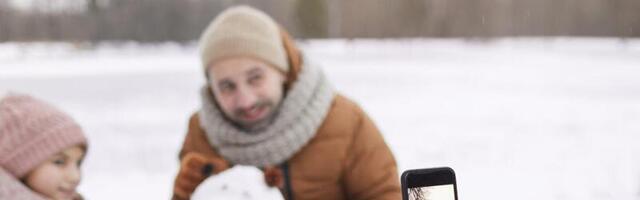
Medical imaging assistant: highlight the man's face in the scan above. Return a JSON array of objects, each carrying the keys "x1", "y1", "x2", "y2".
[{"x1": 207, "y1": 56, "x2": 286, "y2": 131}]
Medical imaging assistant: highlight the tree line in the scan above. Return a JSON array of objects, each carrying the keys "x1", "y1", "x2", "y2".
[{"x1": 0, "y1": 0, "x2": 638, "y2": 43}]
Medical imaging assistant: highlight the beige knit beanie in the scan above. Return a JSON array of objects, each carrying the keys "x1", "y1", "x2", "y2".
[
  {"x1": 0, "y1": 93, "x2": 87, "y2": 178},
  {"x1": 199, "y1": 5, "x2": 289, "y2": 74}
]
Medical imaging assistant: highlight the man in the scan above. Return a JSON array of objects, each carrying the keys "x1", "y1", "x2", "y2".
[{"x1": 172, "y1": 6, "x2": 400, "y2": 200}]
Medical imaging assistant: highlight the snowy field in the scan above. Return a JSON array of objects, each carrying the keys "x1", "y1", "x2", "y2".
[{"x1": 1, "y1": 38, "x2": 640, "y2": 200}]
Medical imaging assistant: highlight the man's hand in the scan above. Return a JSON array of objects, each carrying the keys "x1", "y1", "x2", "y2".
[
  {"x1": 263, "y1": 166, "x2": 284, "y2": 189},
  {"x1": 172, "y1": 152, "x2": 230, "y2": 200}
]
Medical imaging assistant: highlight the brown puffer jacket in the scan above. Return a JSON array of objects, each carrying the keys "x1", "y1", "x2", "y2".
[{"x1": 173, "y1": 29, "x2": 400, "y2": 200}]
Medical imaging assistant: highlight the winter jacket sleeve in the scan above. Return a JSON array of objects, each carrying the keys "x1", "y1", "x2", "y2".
[
  {"x1": 172, "y1": 113, "x2": 231, "y2": 200},
  {"x1": 343, "y1": 108, "x2": 401, "y2": 200},
  {"x1": 0, "y1": 167, "x2": 47, "y2": 200},
  {"x1": 178, "y1": 113, "x2": 222, "y2": 160}
]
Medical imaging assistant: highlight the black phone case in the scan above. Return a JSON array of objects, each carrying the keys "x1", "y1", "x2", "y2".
[{"x1": 401, "y1": 167, "x2": 458, "y2": 200}]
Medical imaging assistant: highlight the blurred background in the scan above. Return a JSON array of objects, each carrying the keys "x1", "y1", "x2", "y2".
[
  {"x1": 1, "y1": 0, "x2": 640, "y2": 42},
  {"x1": 1, "y1": 1, "x2": 640, "y2": 200}
]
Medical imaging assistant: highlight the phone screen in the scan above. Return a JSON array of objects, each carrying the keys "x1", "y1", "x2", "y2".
[{"x1": 408, "y1": 184, "x2": 455, "y2": 200}]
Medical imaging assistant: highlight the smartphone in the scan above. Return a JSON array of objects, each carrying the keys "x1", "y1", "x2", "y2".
[{"x1": 401, "y1": 167, "x2": 458, "y2": 200}]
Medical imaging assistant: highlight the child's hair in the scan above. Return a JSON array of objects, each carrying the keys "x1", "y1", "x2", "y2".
[{"x1": 0, "y1": 92, "x2": 88, "y2": 179}]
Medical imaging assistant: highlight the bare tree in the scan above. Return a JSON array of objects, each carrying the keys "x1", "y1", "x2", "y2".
[
  {"x1": 0, "y1": 0, "x2": 10, "y2": 41},
  {"x1": 296, "y1": 0, "x2": 328, "y2": 38},
  {"x1": 409, "y1": 187, "x2": 427, "y2": 200}
]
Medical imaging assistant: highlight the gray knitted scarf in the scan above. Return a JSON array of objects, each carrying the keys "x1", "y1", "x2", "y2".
[{"x1": 199, "y1": 64, "x2": 335, "y2": 167}]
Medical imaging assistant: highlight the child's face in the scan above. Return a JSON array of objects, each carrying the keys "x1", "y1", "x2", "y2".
[{"x1": 24, "y1": 145, "x2": 85, "y2": 200}]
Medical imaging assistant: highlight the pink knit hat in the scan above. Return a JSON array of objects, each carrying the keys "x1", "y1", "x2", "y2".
[{"x1": 0, "y1": 93, "x2": 87, "y2": 178}]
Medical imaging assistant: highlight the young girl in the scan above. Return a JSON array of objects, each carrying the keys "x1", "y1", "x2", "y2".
[{"x1": 0, "y1": 93, "x2": 88, "y2": 200}]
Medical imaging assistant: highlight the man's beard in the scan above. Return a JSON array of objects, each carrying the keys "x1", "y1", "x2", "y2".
[{"x1": 230, "y1": 99, "x2": 280, "y2": 133}]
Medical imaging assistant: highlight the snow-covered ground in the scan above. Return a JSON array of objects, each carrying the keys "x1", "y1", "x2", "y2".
[{"x1": 1, "y1": 38, "x2": 640, "y2": 200}]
